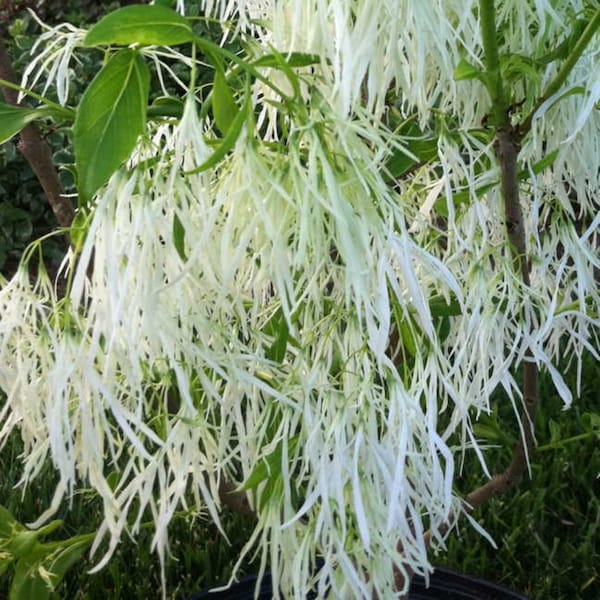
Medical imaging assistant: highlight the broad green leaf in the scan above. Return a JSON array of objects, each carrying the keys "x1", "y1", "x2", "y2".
[
  {"x1": 385, "y1": 121, "x2": 440, "y2": 180},
  {"x1": 260, "y1": 45, "x2": 302, "y2": 99},
  {"x1": 436, "y1": 315, "x2": 451, "y2": 343},
  {"x1": 581, "y1": 412, "x2": 600, "y2": 435},
  {"x1": 259, "y1": 477, "x2": 284, "y2": 511},
  {"x1": 261, "y1": 307, "x2": 285, "y2": 338},
  {"x1": 500, "y1": 53, "x2": 541, "y2": 85},
  {"x1": 9, "y1": 546, "x2": 53, "y2": 600},
  {"x1": 185, "y1": 90, "x2": 249, "y2": 175},
  {"x1": 74, "y1": 50, "x2": 150, "y2": 203},
  {"x1": 453, "y1": 58, "x2": 484, "y2": 81},
  {"x1": 385, "y1": 139, "x2": 438, "y2": 180},
  {"x1": 212, "y1": 68, "x2": 239, "y2": 135},
  {"x1": 0, "y1": 203, "x2": 30, "y2": 223},
  {"x1": 515, "y1": 149, "x2": 560, "y2": 183},
  {"x1": 84, "y1": 5, "x2": 193, "y2": 47},
  {"x1": 0, "y1": 102, "x2": 47, "y2": 144}
]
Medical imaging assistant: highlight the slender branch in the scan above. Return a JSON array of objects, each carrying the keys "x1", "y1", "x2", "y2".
[
  {"x1": 479, "y1": 0, "x2": 508, "y2": 127},
  {"x1": 464, "y1": 0, "x2": 538, "y2": 528},
  {"x1": 0, "y1": 36, "x2": 74, "y2": 229},
  {"x1": 218, "y1": 479, "x2": 256, "y2": 519}
]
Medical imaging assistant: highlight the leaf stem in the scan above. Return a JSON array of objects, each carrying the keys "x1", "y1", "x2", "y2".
[{"x1": 0, "y1": 77, "x2": 74, "y2": 119}]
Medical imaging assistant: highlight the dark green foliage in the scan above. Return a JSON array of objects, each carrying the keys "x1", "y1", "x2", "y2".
[{"x1": 0, "y1": 139, "x2": 66, "y2": 275}]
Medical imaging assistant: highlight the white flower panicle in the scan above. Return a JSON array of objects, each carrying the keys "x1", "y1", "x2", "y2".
[{"x1": 1, "y1": 1, "x2": 598, "y2": 598}]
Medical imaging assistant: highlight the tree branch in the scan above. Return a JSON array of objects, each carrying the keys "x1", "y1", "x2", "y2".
[
  {"x1": 0, "y1": 35, "x2": 74, "y2": 229},
  {"x1": 462, "y1": 0, "x2": 538, "y2": 520},
  {"x1": 394, "y1": 3, "x2": 540, "y2": 593}
]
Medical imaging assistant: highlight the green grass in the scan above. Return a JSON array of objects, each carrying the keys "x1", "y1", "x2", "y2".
[
  {"x1": 437, "y1": 351, "x2": 599, "y2": 599},
  {"x1": 0, "y1": 351, "x2": 598, "y2": 599}
]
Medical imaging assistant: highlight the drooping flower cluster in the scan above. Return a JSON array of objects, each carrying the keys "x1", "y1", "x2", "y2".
[{"x1": 0, "y1": 1, "x2": 598, "y2": 598}]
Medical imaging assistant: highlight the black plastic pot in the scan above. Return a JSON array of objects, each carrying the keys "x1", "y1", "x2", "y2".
[{"x1": 187, "y1": 566, "x2": 527, "y2": 599}]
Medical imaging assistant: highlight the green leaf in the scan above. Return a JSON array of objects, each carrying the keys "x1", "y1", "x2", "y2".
[
  {"x1": 548, "y1": 419, "x2": 561, "y2": 444},
  {"x1": 265, "y1": 313, "x2": 289, "y2": 363},
  {"x1": 7, "y1": 531, "x2": 38, "y2": 559},
  {"x1": 69, "y1": 209, "x2": 90, "y2": 253},
  {"x1": 252, "y1": 52, "x2": 320, "y2": 68},
  {"x1": 0, "y1": 203, "x2": 31, "y2": 223},
  {"x1": 531, "y1": 149, "x2": 559, "y2": 175},
  {"x1": 172, "y1": 213, "x2": 186, "y2": 261},
  {"x1": 84, "y1": 5, "x2": 193, "y2": 47},
  {"x1": 185, "y1": 89, "x2": 249, "y2": 175},
  {"x1": 0, "y1": 505, "x2": 21, "y2": 539},
  {"x1": 239, "y1": 436, "x2": 299, "y2": 493},
  {"x1": 44, "y1": 539, "x2": 92, "y2": 591},
  {"x1": 436, "y1": 315, "x2": 451, "y2": 343},
  {"x1": 398, "y1": 319, "x2": 417, "y2": 358},
  {"x1": 429, "y1": 295, "x2": 462, "y2": 317},
  {"x1": 453, "y1": 58, "x2": 484, "y2": 81},
  {"x1": 0, "y1": 102, "x2": 47, "y2": 145},
  {"x1": 9, "y1": 546, "x2": 53, "y2": 600},
  {"x1": 384, "y1": 122, "x2": 439, "y2": 180},
  {"x1": 74, "y1": 50, "x2": 150, "y2": 203},
  {"x1": 580, "y1": 412, "x2": 600, "y2": 435},
  {"x1": 147, "y1": 96, "x2": 184, "y2": 119},
  {"x1": 516, "y1": 149, "x2": 560, "y2": 182},
  {"x1": 500, "y1": 53, "x2": 541, "y2": 86},
  {"x1": 212, "y1": 68, "x2": 239, "y2": 135}
]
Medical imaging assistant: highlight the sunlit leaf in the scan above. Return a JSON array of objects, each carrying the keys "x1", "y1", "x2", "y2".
[
  {"x1": 74, "y1": 50, "x2": 150, "y2": 203},
  {"x1": 84, "y1": 5, "x2": 193, "y2": 47},
  {"x1": 212, "y1": 68, "x2": 239, "y2": 135},
  {"x1": 239, "y1": 437, "x2": 299, "y2": 493},
  {"x1": 252, "y1": 52, "x2": 320, "y2": 68},
  {"x1": 453, "y1": 58, "x2": 484, "y2": 81}
]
